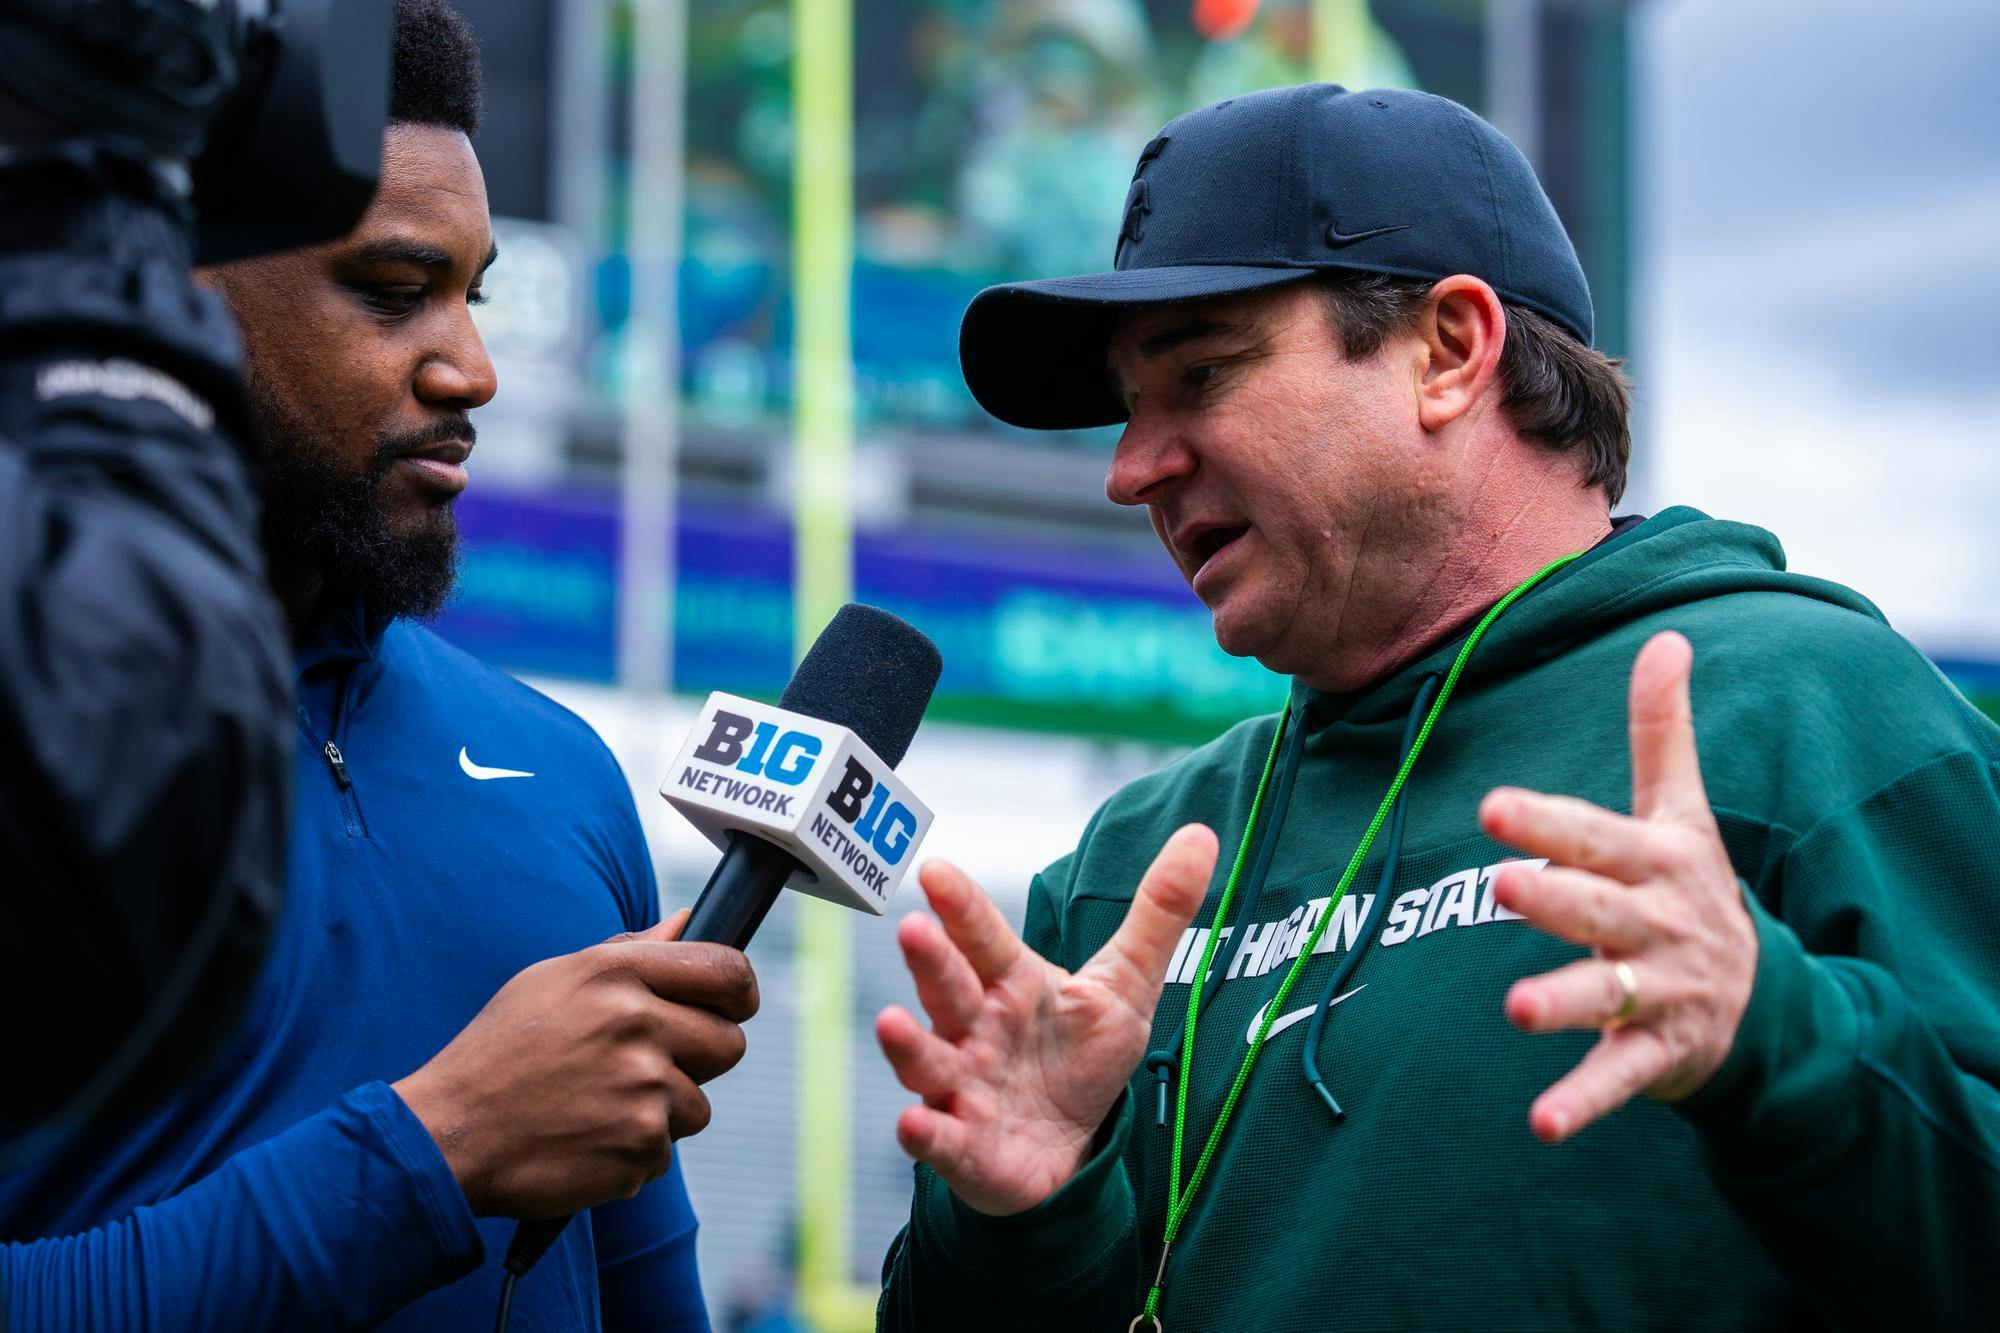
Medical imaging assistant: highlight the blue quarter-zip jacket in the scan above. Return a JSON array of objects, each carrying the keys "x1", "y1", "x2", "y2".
[{"x1": 0, "y1": 600, "x2": 709, "y2": 1330}]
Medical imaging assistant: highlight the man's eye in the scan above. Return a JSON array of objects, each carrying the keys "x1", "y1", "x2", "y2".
[
  {"x1": 357, "y1": 287, "x2": 422, "y2": 316},
  {"x1": 1184, "y1": 363, "x2": 1221, "y2": 393},
  {"x1": 468, "y1": 288, "x2": 489, "y2": 307}
]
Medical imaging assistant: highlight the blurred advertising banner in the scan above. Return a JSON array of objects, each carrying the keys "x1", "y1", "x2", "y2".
[
  {"x1": 438, "y1": 484, "x2": 1280, "y2": 744},
  {"x1": 650, "y1": 0, "x2": 1632, "y2": 438},
  {"x1": 463, "y1": 0, "x2": 1632, "y2": 426}
]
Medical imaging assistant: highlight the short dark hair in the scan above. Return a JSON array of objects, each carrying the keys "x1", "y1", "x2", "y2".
[
  {"x1": 1316, "y1": 272, "x2": 1632, "y2": 505},
  {"x1": 390, "y1": 0, "x2": 482, "y2": 135}
]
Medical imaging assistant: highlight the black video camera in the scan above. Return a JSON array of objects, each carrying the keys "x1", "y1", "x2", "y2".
[
  {"x1": 0, "y1": 0, "x2": 395, "y2": 1164},
  {"x1": 0, "y1": 0, "x2": 393, "y2": 263}
]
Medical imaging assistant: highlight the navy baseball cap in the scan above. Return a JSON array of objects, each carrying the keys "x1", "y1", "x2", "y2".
[{"x1": 958, "y1": 83, "x2": 1593, "y2": 431}]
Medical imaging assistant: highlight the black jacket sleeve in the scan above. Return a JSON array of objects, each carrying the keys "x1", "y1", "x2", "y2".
[{"x1": 0, "y1": 192, "x2": 291, "y2": 1156}]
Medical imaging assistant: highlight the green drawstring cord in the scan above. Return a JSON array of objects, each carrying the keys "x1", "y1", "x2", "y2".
[
  {"x1": 1139, "y1": 551, "x2": 1582, "y2": 1327},
  {"x1": 1145, "y1": 696, "x2": 1310, "y2": 1126},
  {"x1": 1151, "y1": 712, "x2": 1290, "y2": 1132},
  {"x1": 1302, "y1": 671, "x2": 1439, "y2": 1121},
  {"x1": 1210, "y1": 697, "x2": 1310, "y2": 1013}
]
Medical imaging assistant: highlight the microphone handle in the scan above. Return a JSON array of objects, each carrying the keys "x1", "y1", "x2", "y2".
[
  {"x1": 680, "y1": 831, "x2": 802, "y2": 948},
  {"x1": 499, "y1": 834, "x2": 804, "y2": 1309}
]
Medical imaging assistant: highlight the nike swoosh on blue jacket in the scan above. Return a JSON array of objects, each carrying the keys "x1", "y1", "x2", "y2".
[{"x1": 0, "y1": 598, "x2": 709, "y2": 1331}]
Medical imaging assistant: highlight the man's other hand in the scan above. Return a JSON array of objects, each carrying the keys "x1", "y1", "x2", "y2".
[
  {"x1": 1479, "y1": 630, "x2": 1758, "y2": 1142},
  {"x1": 876, "y1": 825, "x2": 1217, "y2": 1217},
  {"x1": 392, "y1": 910, "x2": 758, "y2": 1219}
]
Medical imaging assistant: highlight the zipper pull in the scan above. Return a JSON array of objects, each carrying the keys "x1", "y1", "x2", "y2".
[
  {"x1": 1143, "y1": 1050, "x2": 1175, "y2": 1127},
  {"x1": 323, "y1": 741, "x2": 352, "y2": 790}
]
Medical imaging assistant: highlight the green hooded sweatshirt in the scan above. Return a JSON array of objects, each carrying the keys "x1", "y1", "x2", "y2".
[{"x1": 878, "y1": 508, "x2": 2000, "y2": 1331}]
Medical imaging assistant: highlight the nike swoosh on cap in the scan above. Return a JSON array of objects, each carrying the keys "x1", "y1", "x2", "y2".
[
  {"x1": 459, "y1": 746, "x2": 535, "y2": 780},
  {"x1": 1324, "y1": 222, "x2": 1410, "y2": 246},
  {"x1": 1247, "y1": 984, "x2": 1367, "y2": 1045}
]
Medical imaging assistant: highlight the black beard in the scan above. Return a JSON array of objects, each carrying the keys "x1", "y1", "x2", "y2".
[{"x1": 247, "y1": 374, "x2": 463, "y2": 623}]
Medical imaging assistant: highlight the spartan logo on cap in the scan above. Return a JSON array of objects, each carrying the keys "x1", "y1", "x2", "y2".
[{"x1": 1117, "y1": 134, "x2": 1170, "y2": 264}]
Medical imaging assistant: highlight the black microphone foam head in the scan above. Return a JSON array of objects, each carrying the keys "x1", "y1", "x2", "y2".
[{"x1": 780, "y1": 603, "x2": 942, "y2": 768}]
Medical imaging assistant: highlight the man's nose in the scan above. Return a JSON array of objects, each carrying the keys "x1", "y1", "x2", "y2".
[
  {"x1": 415, "y1": 308, "x2": 499, "y2": 411},
  {"x1": 1105, "y1": 402, "x2": 1195, "y2": 507}
]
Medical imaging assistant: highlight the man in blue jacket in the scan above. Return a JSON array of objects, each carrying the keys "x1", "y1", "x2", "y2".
[{"x1": 0, "y1": 3, "x2": 748, "y2": 1328}]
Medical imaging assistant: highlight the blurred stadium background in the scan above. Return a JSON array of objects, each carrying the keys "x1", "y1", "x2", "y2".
[{"x1": 427, "y1": 0, "x2": 1998, "y2": 1326}]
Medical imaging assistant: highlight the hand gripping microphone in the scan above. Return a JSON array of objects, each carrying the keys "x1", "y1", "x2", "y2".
[{"x1": 494, "y1": 604, "x2": 942, "y2": 1332}]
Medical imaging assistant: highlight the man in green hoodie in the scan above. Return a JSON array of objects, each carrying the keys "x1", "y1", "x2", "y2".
[{"x1": 874, "y1": 85, "x2": 2000, "y2": 1330}]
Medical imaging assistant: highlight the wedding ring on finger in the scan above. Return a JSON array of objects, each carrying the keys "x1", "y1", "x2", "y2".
[{"x1": 1605, "y1": 959, "x2": 1639, "y2": 1029}]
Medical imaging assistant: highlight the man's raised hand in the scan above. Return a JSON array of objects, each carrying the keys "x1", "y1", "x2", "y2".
[
  {"x1": 1479, "y1": 630, "x2": 1757, "y2": 1143},
  {"x1": 875, "y1": 825, "x2": 1218, "y2": 1216}
]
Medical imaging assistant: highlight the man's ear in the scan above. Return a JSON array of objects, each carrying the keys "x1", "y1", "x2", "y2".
[{"x1": 1414, "y1": 275, "x2": 1507, "y2": 433}]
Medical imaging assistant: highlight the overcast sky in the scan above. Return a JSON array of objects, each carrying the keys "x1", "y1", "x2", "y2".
[{"x1": 1631, "y1": 0, "x2": 2000, "y2": 657}]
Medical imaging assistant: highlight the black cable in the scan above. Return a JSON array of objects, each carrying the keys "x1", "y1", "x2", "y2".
[
  {"x1": 492, "y1": 1272, "x2": 517, "y2": 1333},
  {"x1": 492, "y1": 1216, "x2": 565, "y2": 1333}
]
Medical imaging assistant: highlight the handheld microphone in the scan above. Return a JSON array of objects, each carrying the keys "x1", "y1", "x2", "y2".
[
  {"x1": 672, "y1": 602, "x2": 942, "y2": 947},
  {"x1": 494, "y1": 604, "x2": 942, "y2": 1330}
]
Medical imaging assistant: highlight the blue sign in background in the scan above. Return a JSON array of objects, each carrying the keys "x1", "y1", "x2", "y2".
[
  {"x1": 449, "y1": 488, "x2": 621, "y2": 682},
  {"x1": 440, "y1": 484, "x2": 2000, "y2": 741},
  {"x1": 437, "y1": 483, "x2": 1284, "y2": 743}
]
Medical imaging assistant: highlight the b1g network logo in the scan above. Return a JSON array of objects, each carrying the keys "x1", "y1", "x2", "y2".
[
  {"x1": 686, "y1": 710, "x2": 824, "y2": 809},
  {"x1": 662, "y1": 693, "x2": 932, "y2": 913}
]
